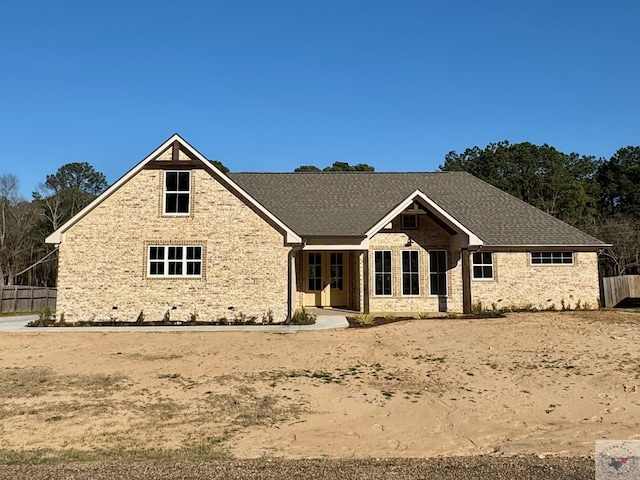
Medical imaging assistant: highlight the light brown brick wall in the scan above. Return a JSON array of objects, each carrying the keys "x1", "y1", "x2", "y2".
[
  {"x1": 56, "y1": 168, "x2": 290, "y2": 322},
  {"x1": 471, "y1": 251, "x2": 600, "y2": 310},
  {"x1": 368, "y1": 215, "x2": 463, "y2": 313}
]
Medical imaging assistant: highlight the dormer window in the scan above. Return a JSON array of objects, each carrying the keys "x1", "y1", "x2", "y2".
[
  {"x1": 164, "y1": 171, "x2": 190, "y2": 215},
  {"x1": 401, "y1": 213, "x2": 418, "y2": 229}
]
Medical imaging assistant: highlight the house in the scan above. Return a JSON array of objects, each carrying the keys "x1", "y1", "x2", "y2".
[{"x1": 46, "y1": 134, "x2": 607, "y2": 322}]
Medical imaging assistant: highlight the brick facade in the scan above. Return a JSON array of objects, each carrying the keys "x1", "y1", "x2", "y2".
[
  {"x1": 56, "y1": 167, "x2": 290, "y2": 323},
  {"x1": 367, "y1": 214, "x2": 464, "y2": 313},
  {"x1": 470, "y1": 251, "x2": 600, "y2": 311},
  {"x1": 365, "y1": 215, "x2": 599, "y2": 314},
  {"x1": 52, "y1": 137, "x2": 603, "y2": 320}
]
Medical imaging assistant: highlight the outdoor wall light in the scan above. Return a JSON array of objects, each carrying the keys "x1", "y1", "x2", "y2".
[{"x1": 405, "y1": 239, "x2": 413, "y2": 247}]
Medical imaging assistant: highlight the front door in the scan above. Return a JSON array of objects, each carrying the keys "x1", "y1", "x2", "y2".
[{"x1": 303, "y1": 252, "x2": 349, "y2": 307}]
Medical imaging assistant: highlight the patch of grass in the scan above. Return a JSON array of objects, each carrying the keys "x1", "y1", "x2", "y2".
[
  {"x1": 417, "y1": 311, "x2": 430, "y2": 319},
  {"x1": 381, "y1": 390, "x2": 395, "y2": 399},
  {"x1": 0, "y1": 312, "x2": 39, "y2": 317},
  {"x1": 0, "y1": 439, "x2": 231, "y2": 465},
  {"x1": 412, "y1": 353, "x2": 447, "y2": 364},
  {"x1": 204, "y1": 388, "x2": 303, "y2": 428},
  {"x1": 383, "y1": 313, "x2": 397, "y2": 320},
  {"x1": 0, "y1": 367, "x2": 126, "y2": 398},
  {"x1": 255, "y1": 363, "x2": 387, "y2": 386}
]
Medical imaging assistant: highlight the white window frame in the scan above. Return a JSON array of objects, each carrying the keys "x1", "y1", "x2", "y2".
[
  {"x1": 373, "y1": 250, "x2": 392, "y2": 296},
  {"x1": 530, "y1": 252, "x2": 574, "y2": 265},
  {"x1": 401, "y1": 213, "x2": 418, "y2": 229},
  {"x1": 472, "y1": 252, "x2": 494, "y2": 280},
  {"x1": 401, "y1": 250, "x2": 420, "y2": 296},
  {"x1": 429, "y1": 250, "x2": 448, "y2": 297},
  {"x1": 163, "y1": 170, "x2": 191, "y2": 216},
  {"x1": 148, "y1": 245, "x2": 202, "y2": 278}
]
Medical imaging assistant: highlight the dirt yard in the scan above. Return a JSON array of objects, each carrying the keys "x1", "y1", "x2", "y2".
[{"x1": 0, "y1": 311, "x2": 637, "y2": 463}]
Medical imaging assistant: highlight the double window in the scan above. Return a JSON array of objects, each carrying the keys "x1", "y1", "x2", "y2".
[
  {"x1": 164, "y1": 171, "x2": 190, "y2": 215},
  {"x1": 530, "y1": 252, "x2": 573, "y2": 265},
  {"x1": 472, "y1": 252, "x2": 493, "y2": 279},
  {"x1": 374, "y1": 250, "x2": 392, "y2": 295},
  {"x1": 148, "y1": 245, "x2": 202, "y2": 277},
  {"x1": 401, "y1": 251, "x2": 419, "y2": 295}
]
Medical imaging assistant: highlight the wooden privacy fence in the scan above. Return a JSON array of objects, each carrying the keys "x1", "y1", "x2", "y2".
[
  {"x1": 0, "y1": 286, "x2": 57, "y2": 313},
  {"x1": 602, "y1": 275, "x2": 640, "y2": 308}
]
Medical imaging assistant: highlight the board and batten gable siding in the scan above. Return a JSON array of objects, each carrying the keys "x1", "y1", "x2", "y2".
[
  {"x1": 56, "y1": 168, "x2": 290, "y2": 322},
  {"x1": 367, "y1": 214, "x2": 464, "y2": 313},
  {"x1": 470, "y1": 251, "x2": 600, "y2": 310}
]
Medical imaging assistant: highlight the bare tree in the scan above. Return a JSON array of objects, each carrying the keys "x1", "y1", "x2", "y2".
[
  {"x1": 590, "y1": 215, "x2": 640, "y2": 276},
  {"x1": 0, "y1": 174, "x2": 39, "y2": 285}
]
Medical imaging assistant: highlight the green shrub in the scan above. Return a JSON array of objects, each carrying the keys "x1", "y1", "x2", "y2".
[
  {"x1": 355, "y1": 313, "x2": 374, "y2": 325},
  {"x1": 291, "y1": 307, "x2": 316, "y2": 325},
  {"x1": 417, "y1": 311, "x2": 429, "y2": 319},
  {"x1": 262, "y1": 308, "x2": 274, "y2": 324},
  {"x1": 28, "y1": 307, "x2": 55, "y2": 327},
  {"x1": 471, "y1": 301, "x2": 483, "y2": 314}
]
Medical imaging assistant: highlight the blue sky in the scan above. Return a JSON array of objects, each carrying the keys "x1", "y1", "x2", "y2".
[{"x1": 1, "y1": 0, "x2": 638, "y2": 198}]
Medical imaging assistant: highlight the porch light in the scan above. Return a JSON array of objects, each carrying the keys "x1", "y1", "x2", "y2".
[{"x1": 405, "y1": 239, "x2": 413, "y2": 247}]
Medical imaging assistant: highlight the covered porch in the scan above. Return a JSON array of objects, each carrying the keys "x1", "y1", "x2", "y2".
[{"x1": 293, "y1": 248, "x2": 367, "y2": 313}]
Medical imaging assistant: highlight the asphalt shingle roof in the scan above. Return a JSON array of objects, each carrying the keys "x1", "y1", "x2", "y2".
[{"x1": 228, "y1": 171, "x2": 606, "y2": 246}]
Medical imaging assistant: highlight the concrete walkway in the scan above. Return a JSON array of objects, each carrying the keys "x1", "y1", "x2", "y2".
[{"x1": 0, "y1": 314, "x2": 349, "y2": 333}]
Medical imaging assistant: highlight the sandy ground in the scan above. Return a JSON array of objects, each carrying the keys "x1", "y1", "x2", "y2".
[{"x1": 0, "y1": 311, "x2": 637, "y2": 461}]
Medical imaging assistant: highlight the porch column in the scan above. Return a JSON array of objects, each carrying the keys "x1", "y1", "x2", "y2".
[
  {"x1": 461, "y1": 247, "x2": 472, "y2": 314},
  {"x1": 361, "y1": 251, "x2": 370, "y2": 313},
  {"x1": 288, "y1": 250, "x2": 298, "y2": 320}
]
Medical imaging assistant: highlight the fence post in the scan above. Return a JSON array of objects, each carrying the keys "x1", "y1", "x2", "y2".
[
  {"x1": 0, "y1": 288, "x2": 3, "y2": 314},
  {"x1": 30, "y1": 287, "x2": 34, "y2": 312},
  {"x1": 12, "y1": 286, "x2": 18, "y2": 313}
]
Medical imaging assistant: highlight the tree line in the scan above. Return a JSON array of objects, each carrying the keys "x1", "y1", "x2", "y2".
[
  {"x1": 1, "y1": 142, "x2": 638, "y2": 286},
  {"x1": 440, "y1": 142, "x2": 639, "y2": 276},
  {"x1": 0, "y1": 163, "x2": 108, "y2": 286}
]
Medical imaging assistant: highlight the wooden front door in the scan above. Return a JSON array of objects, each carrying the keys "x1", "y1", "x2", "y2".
[{"x1": 303, "y1": 252, "x2": 349, "y2": 307}]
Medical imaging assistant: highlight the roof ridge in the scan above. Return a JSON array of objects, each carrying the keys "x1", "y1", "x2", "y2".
[{"x1": 229, "y1": 171, "x2": 457, "y2": 175}]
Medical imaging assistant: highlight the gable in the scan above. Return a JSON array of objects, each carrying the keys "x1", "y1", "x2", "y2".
[{"x1": 46, "y1": 135, "x2": 301, "y2": 245}]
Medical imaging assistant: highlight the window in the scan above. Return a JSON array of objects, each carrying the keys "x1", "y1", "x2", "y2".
[
  {"x1": 402, "y1": 251, "x2": 420, "y2": 295},
  {"x1": 530, "y1": 252, "x2": 573, "y2": 265},
  {"x1": 429, "y1": 250, "x2": 447, "y2": 296},
  {"x1": 164, "y1": 171, "x2": 190, "y2": 215},
  {"x1": 401, "y1": 214, "x2": 418, "y2": 229},
  {"x1": 472, "y1": 252, "x2": 493, "y2": 279},
  {"x1": 148, "y1": 245, "x2": 202, "y2": 277},
  {"x1": 308, "y1": 252, "x2": 322, "y2": 291},
  {"x1": 330, "y1": 252, "x2": 344, "y2": 290},
  {"x1": 374, "y1": 250, "x2": 392, "y2": 295}
]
